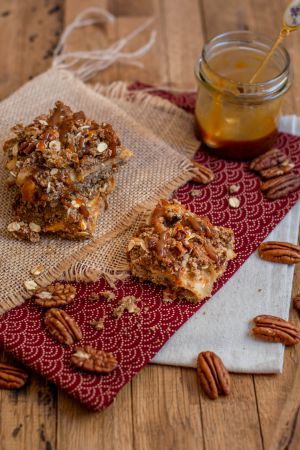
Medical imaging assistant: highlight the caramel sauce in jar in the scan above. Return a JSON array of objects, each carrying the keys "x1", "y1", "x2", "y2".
[{"x1": 194, "y1": 31, "x2": 292, "y2": 160}]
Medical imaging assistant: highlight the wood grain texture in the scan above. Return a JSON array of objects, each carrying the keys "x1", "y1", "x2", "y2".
[{"x1": 1, "y1": 0, "x2": 300, "y2": 449}]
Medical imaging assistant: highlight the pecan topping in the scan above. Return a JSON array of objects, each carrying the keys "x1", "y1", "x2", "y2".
[
  {"x1": 191, "y1": 161, "x2": 214, "y2": 185},
  {"x1": 258, "y1": 241, "x2": 300, "y2": 264},
  {"x1": 34, "y1": 283, "x2": 76, "y2": 307},
  {"x1": 293, "y1": 294, "x2": 300, "y2": 311},
  {"x1": 44, "y1": 308, "x2": 82, "y2": 345},
  {"x1": 70, "y1": 346, "x2": 118, "y2": 374},
  {"x1": 197, "y1": 351, "x2": 231, "y2": 400},
  {"x1": 252, "y1": 315, "x2": 300, "y2": 346},
  {"x1": 0, "y1": 362, "x2": 29, "y2": 389},
  {"x1": 249, "y1": 148, "x2": 288, "y2": 171},
  {"x1": 260, "y1": 173, "x2": 300, "y2": 199},
  {"x1": 260, "y1": 161, "x2": 295, "y2": 179}
]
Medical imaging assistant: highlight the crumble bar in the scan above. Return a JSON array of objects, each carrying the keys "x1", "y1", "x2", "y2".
[
  {"x1": 4, "y1": 101, "x2": 132, "y2": 240},
  {"x1": 127, "y1": 200, "x2": 235, "y2": 303}
]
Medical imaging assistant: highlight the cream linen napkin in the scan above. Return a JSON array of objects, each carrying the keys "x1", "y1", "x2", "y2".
[{"x1": 152, "y1": 116, "x2": 300, "y2": 373}]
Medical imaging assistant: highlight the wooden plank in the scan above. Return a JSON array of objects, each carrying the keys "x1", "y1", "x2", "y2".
[
  {"x1": 0, "y1": 0, "x2": 64, "y2": 100},
  {"x1": 0, "y1": 357, "x2": 57, "y2": 450},
  {"x1": 254, "y1": 264, "x2": 300, "y2": 450},
  {"x1": 132, "y1": 365, "x2": 204, "y2": 450},
  {"x1": 56, "y1": 383, "x2": 133, "y2": 450}
]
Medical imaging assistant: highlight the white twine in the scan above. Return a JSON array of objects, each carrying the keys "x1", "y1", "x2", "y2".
[{"x1": 52, "y1": 7, "x2": 157, "y2": 81}]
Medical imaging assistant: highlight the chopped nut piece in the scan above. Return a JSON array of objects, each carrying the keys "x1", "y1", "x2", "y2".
[
  {"x1": 87, "y1": 292, "x2": 100, "y2": 301},
  {"x1": 97, "y1": 142, "x2": 108, "y2": 153},
  {"x1": 190, "y1": 189, "x2": 200, "y2": 197},
  {"x1": 228, "y1": 184, "x2": 240, "y2": 194},
  {"x1": 29, "y1": 222, "x2": 41, "y2": 233},
  {"x1": 100, "y1": 291, "x2": 116, "y2": 301},
  {"x1": 191, "y1": 161, "x2": 214, "y2": 184},
  {"x1": 30, "y1": 264, "x2": 44, "y2": 277},
  {"x1": 113, "y1": 295, "x2": 140, "y2": 319},
  {"x1": 24, "y1": 279, "x2": 38, "y2": 292},
  {"x1": 89, "y1": 317, "x2": 105, "y2": 331},
  {"x1": 228, "y1": 197, "x2": 240, "y2": 208},
  {"x1": 7, "y1": 222, "x2": 21, "y2": 232}
]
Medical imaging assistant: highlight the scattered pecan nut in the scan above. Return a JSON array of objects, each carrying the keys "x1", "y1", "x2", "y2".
[
  {"x1": 260, "y1": 161, "x2": 295, "y2": 179},
  {"x1": 70, "y1": 346, "x2": 118, "y2": 374},
  {"x1": 44, "y1": 308, "x2": 82, "y2": 345},
  {"x1": 260, "y1": 173, "x2": 300, "y2": 199},
  {"x1": 197, "y1": 351, "x2": 231, "y2": 400},
  {"x1": 249, "y1": 148, "x2": 288, "y2": 171},
  {"x1": 191, "y1": 161, "x2": 214, "y2": 185},
  {"x1": 293, "y1": 294, "x2": 300, "y2": 311},
  {"x1": 34, "y1": 283, "x2": 76, "y2": 307},
  {"x1": 258, "y1": 241, "x2": 300, "y2": 264},
  {"x1": 252, "y1": 315, "x2": 300, "y2": 346},
  {"x1": 0, "y1": 362, "x2": 29, "y2": 389}
]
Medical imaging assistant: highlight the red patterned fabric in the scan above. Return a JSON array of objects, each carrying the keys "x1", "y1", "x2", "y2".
[{"x1": 0, "y1": 89, "x2": 300, "y2": 411}]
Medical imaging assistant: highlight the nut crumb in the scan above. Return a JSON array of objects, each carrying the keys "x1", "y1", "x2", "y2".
[
  {"x1": 24, "y1": 279, "x2": 38, "y2": 292},
  {"x1": 86, "y1": 292, "x2": 100, "y2": 301},
  {"x1": 228, "y1": 184, "x2": 240, "y2": 194},
  {"x1": 113, "y1": 295, "x2": 140, "y2": 319},
  {"x1": 100, "y1": 291, "x2": 116, "y2": 301},
  {"x1": 228, "y1": 197, "x2": 240, "y2": 208},
  {"x1": 190, "y1": 189, "x2": 200, "y2": 197},
  {"x1": 30, "y1": 264, "x2": 44, "y2": 277},
  {"x1": 89, "y1": 317, "x2": 105, "y2": 331}
]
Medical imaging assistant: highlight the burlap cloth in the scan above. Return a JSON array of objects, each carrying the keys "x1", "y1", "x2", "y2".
[{"x1": 0, "y1": 69, "x2": 199, "y2": 314}]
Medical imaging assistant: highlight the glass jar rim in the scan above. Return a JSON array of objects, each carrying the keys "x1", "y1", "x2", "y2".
[{"x1": 195, "y1": 30, "x2": 291, "y2": 99}]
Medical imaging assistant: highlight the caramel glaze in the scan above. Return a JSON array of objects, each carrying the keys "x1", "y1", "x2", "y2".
[
  {"x1": 195, "y1": 119, "x2": 278, "y2": 161},
  {"x1": 150, "y1": 201, "x2": 219, "y2": 266}
]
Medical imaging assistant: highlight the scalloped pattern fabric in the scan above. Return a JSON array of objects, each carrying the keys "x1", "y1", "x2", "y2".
[{"x1": 0, "y1": 89, "x2": 300, "y2": 411}]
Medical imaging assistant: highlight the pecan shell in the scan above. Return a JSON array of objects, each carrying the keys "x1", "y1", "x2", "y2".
[
  {"x1": 191, "y1": 161, "x2": 214, "y2": 185},
  {"x1": 293, "y1": 294, "x2": 300, "y2": 311},
  {"x1": 249, "y1": 148, "x2": 288, "y2": 171},
  {"x1": 258, "y1": 241, "x2": 300, "y2": 264},
  {"x1": 252, "y1": 315, "x2": 300, "y2": 346},
  {"x1": 260, "y1": 161, "x2": 295, "y2": 179},
  {"x1": 34, "y1": 283, "x2": 76, "y2": 307},
  {"x1": 44, "y1": 308, "x2": 82, "y2": 345},
  {"x1": 0, "y1": 362, "x2": 29, "y2": 389},
  {"x1": 197, "y1": 351, "x2": 231, "y2": 400},
  {"x1": 260, "y1": 173, "x2": 300, "y2": 200},
  {"x1": 70, "y1": 346, "x2": 118, "y2": 374}
]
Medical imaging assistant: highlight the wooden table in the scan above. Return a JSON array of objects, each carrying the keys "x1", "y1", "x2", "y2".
[{"x1": 0, "y1": 1, "x2": 300, "y2": 449}]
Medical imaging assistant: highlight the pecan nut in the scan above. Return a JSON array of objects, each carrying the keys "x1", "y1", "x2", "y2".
[
  {"x1": 258, "y1": 241, "x2": 300, "y2": 264},
  {"x1": 70, "y1": 346, "x2": 118, "y2": 374},
  {"x1": 249, "y1": 148, "x2": 288, "y2": 171},
  {"x1": 293, "y1": 294, "x2": 300, "y2": 311},
  {"x1": 252, "y1": 315, "x2": 300, "y2": 346},
  {"x1": 0, "y1": 362, "x2": 29, "y2": 389},
  {"x1": 260, "y1": 161, "x2": 295, "y2": 179},
  {"x1": 191, "y1": 161, "x2": 214, "y2": 185},
  {"x1": 34, "y1": 283, "x2": 76, "y2": 307},
  {"x1": 260, "y1": 173, "x2": 300, "y2": 199},
  {"x1": 197, "y1": 351, "x2": 231, "y2": 400},
  {"x1": 44, "y1": 308, "x2": 82, "y2": 345}
]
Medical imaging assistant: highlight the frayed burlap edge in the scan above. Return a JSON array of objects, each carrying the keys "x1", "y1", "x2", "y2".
[{"x1": 1, "y1": 167, "x2": 194, "y2": 315}]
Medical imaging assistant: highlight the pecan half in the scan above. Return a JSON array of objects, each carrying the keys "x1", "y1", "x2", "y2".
[
  {"x1": 252, "y1": 315, "x2": 300, "y2": 346},
  {"x1": 260, "y1": 161, "x2": 295, "y2": 179},
  {"x1": 0, "y1": 362, "x2": 29, "y2": 389},
  {"x1": 191, "y1": 161, "x2": 214, "y2": 185},
  {"x1": 249, "y1": 148, "x2": 288, "y2": 171},
  {"x1": 44, "y1": 308, "x2": 82, "y2": 345},
  {"x1": 260, "y1": 173, "x2": 300, "y2": 199},
  {"x1": 293, "y1": 294, "x2": 300, "y2": 311},
  {"x1": 70, "y1": 346, "x2": 118, "y2": 374},
  {"x1": 34, "y1": 283, "x2": 76, "y2": 307},
  {"x1": 258, "y1": 241, "x2": 300, "y2": 264},
  {"x1": 197, "y1": 351, "x2": 231, "y2": 400}
]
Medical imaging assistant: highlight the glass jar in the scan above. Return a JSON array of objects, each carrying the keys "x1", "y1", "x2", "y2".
[{"x1": 194, "y1": 31, "x2": 292, "y2": 160}]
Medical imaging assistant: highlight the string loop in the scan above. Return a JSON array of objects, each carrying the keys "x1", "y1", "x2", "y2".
[{"x1": 52, "y1": 7, "x2": 157, "y2": 81}]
